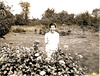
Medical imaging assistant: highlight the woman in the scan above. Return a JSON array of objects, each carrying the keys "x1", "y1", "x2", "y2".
[{"x1": 45, "y1": 23, "x2": 59, "y2": 61}]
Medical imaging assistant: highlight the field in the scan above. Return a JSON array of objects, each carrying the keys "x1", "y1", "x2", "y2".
[{"x1": 0, "y1": 25, "x2": 99, "y2": 75}]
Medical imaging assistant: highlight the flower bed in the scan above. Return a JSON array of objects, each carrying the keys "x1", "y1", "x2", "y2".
[{"x1": 0, "y1": 42, "x2": 85, "y2": 76}]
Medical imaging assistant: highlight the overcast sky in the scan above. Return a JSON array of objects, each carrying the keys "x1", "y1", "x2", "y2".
[{"x1": 2, "y1": 0, "x2": 100, "y2": 19}]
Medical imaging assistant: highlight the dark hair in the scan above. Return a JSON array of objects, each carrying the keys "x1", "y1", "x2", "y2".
[{"x1": 49, "y1": 23, "x2": 56, "y2": 28}]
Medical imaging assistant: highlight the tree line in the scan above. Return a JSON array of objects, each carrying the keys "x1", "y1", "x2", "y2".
[{"x1": 0, "y1": 1, "x2": 100, "y2": 31}]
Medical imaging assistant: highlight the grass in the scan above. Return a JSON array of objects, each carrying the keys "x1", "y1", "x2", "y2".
[{"x1": 0, "y1": 25, "x2": 99, "y2": 75}]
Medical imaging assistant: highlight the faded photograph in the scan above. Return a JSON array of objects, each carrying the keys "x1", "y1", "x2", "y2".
[{"x1": 0, "y1": 0, "x2": 99, "y2": 76}]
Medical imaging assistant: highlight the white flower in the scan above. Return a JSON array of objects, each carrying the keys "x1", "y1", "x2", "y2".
[
  {"x1": 22, "y1": 74, "x2": 26, "y2": 76},
  {"x1": 16, "y1": 50, "x2": 19, "y2": 53},
  {"x1": 26, "y1": 47, "x2": 30, "y2": 51},
  {"x1": 64, "y1": 74, "x2": 68, "y2": 76},
  {"x1": 40, "y1": 71, "x2": 46, "y2": 75},
  {"x1": 3, "y1": 47, "x2": 6, "y2": 50},
  {"x1": 45, "y1": 58, "x2": 51, "y2": 62},
  {"x1": 2, "y1": 50, "x2": 4, "y2": 52},
  {"x1": 75, "y1": 53, "x2": 83, "y2": 58},
  {"x1": 7, "y1": 48, "x2": 10, "y2": 51},
  {"x1": 78, "y1": 54, "x2": 83, "y2": 58},
  {"x1": 35, "y1": 53, "x2": 39, "y2": 57},
  {"x1": 17, "y1": 54, "x2": 20, "y2": 57},
  {"x1": 64, "y1": 44, "x2": 68, "y2": 50},
  {"x1": 37, "y1": 56, "x2": 41, "y2": 60},
  {"x1": 59, "y1": 60, "x2": 65, "y2": 64},
  {"x1": 0, "y1": 57, "x2": 3, "y2": 61}
]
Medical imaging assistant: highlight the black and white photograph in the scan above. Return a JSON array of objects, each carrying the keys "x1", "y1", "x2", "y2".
[{"x1": 0, "y1": 0, "x2": 99, "y2": 76}]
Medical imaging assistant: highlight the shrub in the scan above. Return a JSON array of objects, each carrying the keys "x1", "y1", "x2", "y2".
[
  {"x1": 0, "y1": 43, "x2": 85, "y2": 76},
  {"x1": 59, "y1": 31, "x2": 66, "y2": 36},
  {"x1": 13, "y1": 28, "x2": 26, "y2": 33},
  {"x1": 0, "y1": 1, "x2": 14, "y2": 38}
]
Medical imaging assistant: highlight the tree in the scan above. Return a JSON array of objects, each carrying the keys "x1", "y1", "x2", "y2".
[
  {"x1": 67, "y1": 14, "x2": 75, "y2": 25},
  {"x1": 91, "y1": 8, "x2": 100, "y2": 31},
  {"x1": 92, "y1": 8, "x2": 100, "y2": 18},
  {"x1": 19, "y1": 1, "x2": 30, "y2": 25},
  {"x1": 75, "y1": 12, "x2": 91, "y2": 26},
  {"x1": 41, "y1": 8, "x2": 56, "y2": 25},
  {"x1": 41, "y1": 9, "x2": 70, "y2": 25},
  {"x1": 42, "y1": 8, "x2": 55, "y2": 19},
  {"x1": 56, "y1": 10, "x2": 68, "y2": 24},
  {"x1": 0, "y1": 1, "x2": 14, "y2": 39},
  {"x1": 15, "y1": 14, "x2": 25, "y2": 25}
]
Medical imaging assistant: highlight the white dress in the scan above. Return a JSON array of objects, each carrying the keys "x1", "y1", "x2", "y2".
[{"x1": 45, "y1": 31, "x2": 59, "y2": 60}]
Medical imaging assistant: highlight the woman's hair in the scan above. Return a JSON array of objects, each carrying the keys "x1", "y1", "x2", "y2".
[{"x1": 49, "y1": 23, "x2": 56, "y2": 28}]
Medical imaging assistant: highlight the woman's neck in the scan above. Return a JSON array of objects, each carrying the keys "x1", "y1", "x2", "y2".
[{"x1": 50, "y1": 31, "x2": 55, "y2": 34}]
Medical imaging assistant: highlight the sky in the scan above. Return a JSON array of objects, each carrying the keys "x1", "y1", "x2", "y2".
[{"x1": 2, "y1": 0, "x2": 100, "y2": 19}]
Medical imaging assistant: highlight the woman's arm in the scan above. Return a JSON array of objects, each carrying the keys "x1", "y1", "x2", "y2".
[{"x1": 45, "y1": 34, "x2": 48, "y2": 44}]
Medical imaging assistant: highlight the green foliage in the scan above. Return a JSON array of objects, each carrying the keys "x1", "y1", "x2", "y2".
[
  {"x1": 41, "y1": 8, "x2": 56, "y2": 25},
  {"x1": 41, "y1": 9, "x2": 74, "y2": 25},
  {"x1": 0, "y1": 1, "x2": 14, "y2": 37},
  {"x1": 0, "y1": 43, "x2": 85, "y2": 75},
  {"x1": 42, "y1": 8, "x2": 55, "y2": 19},
  {"x1": 92, "y1": 8, "x2": 100, "y2": 18},
  {"x1": 55, "y1": 10, "x2": 68, "y2": 24},
  {"x1": 15, "y1": 14, "x2": 26, "y2": 25},
  {"x1": 29, "y1": 18, "x2": 42, "y2": 26},
  {"x1": 91, "y1": 8, "x2": 100, "y2": 31},
  {"x1": 19, "y1": 1, "x2": 30, "y2": 25},
  {"x1": 75, "y1": 12, "x2": 90, "y2": 26},
  {"x1": 13, "y1": 7, "x2": 99, "y2": 32}
]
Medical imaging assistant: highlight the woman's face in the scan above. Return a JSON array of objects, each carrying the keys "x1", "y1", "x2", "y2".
[{"x1": 50, "y1": 25, "x2": 56, "y2": 32}]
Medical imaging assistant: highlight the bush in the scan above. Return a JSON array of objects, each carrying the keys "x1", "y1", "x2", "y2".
[
  {"x1": 0, "y1": 1, "x2": 14, "y2": 38},
  {"x1": 0, "y1": 43, "x2": 85, "y2": 76},
  {"x1": 13, "y1": 28, "x2": 26, "y2": 33}
]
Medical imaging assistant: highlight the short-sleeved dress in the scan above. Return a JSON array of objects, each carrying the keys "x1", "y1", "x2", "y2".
[{"x1": 45, "y1": 31, "x2": 59, "y2": 60}]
